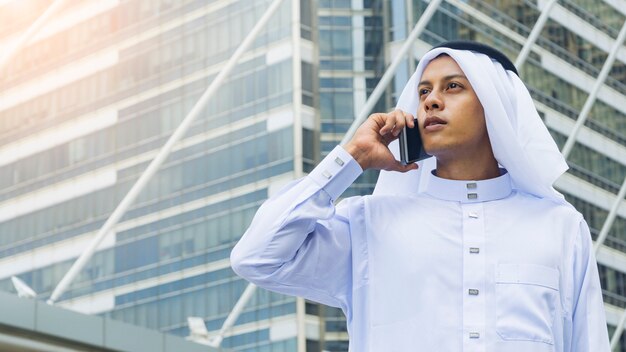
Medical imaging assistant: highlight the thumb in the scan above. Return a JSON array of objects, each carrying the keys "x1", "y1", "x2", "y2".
[{"x1": 384, "y1": 160, "x2": 419, "y2": 173}]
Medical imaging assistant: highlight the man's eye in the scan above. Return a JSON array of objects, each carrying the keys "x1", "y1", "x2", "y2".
[
  {"x1": 448, "y1": 82, "x2": 460, "y2": 89},
  {"x1": 418, "y1": 88, "x2": 430, "y2": 96}
]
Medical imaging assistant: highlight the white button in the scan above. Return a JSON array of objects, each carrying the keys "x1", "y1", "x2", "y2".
[
  {"x1": 334, "y1": 157, "x2": 344, "y2": 166},
  {"x1": 469, "y1": 247, "x2": 480, "y2": 254},
  {"x1": 468, "y1": 211, "x2": 478, "y2": 218},
  {"x1": 322, "y1": 170, "x2": 332, "y2": 179},
  {"x1": 469, "y1": 332, "x2": 480, "y2": 339},
  {"x1": 466, "y1": 182, "x2": 477, "y2": 189},
  {"x1": 467, "y1": 193, "x2": 478, "y2": 200},
  {"x1": 468, "y1": 289, "x2": 479, "y2": 295}
]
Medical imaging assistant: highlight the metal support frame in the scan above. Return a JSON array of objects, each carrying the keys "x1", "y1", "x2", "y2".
[
  {"x1": 48, "y1": 0, "x2": 287, "y2": 305},
  {"x1": 0, "y1": 0, "x2": 68, "y2": 72},
  {"x1": 340, "y1": 0, "x2": 444, "y2": 145},
  {"x1": 595, "y1": 177, "x2": 626, "y2": 255},
  {"x1": 613, "y1": 308, "x2": 626, "y2": 351},
  {"x1": 205, "y1": 283, "x2": 257, "y2": 347},
  {"x1": 514, "y1": 0, "x2": 556, "y2": 69},
  {"x1": 561, "y1": 19, "x2": 626, "y2": 159}
]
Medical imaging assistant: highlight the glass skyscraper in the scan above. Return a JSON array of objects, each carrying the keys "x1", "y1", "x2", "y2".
[{"x1": 1, "y1": 0, "x2": 625, "y2": 351}]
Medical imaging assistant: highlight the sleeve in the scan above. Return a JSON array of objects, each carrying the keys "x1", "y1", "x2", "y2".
[
  {"x1": 230, "y1": 146, "x2": 364, "y2": 311},
  {"x1": 565, "y1": 218, "x2": 611, "y2": 352}
]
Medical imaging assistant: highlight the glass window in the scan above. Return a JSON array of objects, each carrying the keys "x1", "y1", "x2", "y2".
[{"x1": 332, "y1": 29, "x2": 352, "y2": 56}]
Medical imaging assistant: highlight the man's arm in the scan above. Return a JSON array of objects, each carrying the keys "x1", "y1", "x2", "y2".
[
  {"x1": 230, "y1": 146, "x2": 362, "y2": 309},
  {"x1": 567, "y1": 219, "x2": 610, "y2": 351},
  {"x1": 230, "y1": 110, "x2": 416, "y2": 309}
]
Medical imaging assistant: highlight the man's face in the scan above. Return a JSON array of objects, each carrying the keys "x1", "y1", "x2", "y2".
[{"x1": 416, "y1": 55, "x2": 491, "y2": 160}]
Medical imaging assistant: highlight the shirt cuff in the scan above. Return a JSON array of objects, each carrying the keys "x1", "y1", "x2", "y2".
[{"x1": 307, "y1": 145, "x2": 363, "y2": 200}]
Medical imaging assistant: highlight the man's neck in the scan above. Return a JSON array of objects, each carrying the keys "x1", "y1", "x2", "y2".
[{"x1": 434, "y1": 152, "x2": 500, "y2": 181}]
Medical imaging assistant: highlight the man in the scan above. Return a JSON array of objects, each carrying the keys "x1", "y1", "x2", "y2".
[{"x1": 230, "y1": 41, "x2": 610, "y2": 351}]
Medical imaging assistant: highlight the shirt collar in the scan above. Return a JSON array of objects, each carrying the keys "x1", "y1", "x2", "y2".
[{"x1": 424, "y1": 168, "x2": 512, "y2": 203}]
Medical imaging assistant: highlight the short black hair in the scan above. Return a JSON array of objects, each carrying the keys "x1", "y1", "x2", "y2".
[{"x1": 433, "y1": 40, "x2": 518, "y2": 76}]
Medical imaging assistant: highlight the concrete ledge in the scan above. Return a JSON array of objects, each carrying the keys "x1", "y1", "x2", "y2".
[{"x1": 0, "y1": 291, "x2": 228, "y2": 352}]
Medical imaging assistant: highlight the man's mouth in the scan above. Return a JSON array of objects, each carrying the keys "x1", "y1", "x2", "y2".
[{"x1": 424, "y1": 116, "x2": 447, "y2": 129}]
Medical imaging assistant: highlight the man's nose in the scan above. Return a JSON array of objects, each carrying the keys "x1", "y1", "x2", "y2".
[{"x1": 424, "y1": 91, "x2": 443, "y2": 111}]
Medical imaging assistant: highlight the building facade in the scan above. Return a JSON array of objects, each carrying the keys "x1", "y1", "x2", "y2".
[{"x1": 0, "y1": 0, "x2": 624, "y2": 351}]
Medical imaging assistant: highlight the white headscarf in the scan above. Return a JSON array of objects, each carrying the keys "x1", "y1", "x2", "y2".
[{"x1": 373, "y1": 46, "x2": 568, "y2": 203}]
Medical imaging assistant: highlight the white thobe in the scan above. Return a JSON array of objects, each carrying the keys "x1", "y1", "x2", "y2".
[{"x1": 230, "y1": 146, "x2": 610, "y2": 352}]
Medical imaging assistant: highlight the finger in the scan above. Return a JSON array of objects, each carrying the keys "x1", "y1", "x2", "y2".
[
  {"x1": 384, "y1": 160, "x2": 419, "y2": 173},
  {"x1": 391, "y1": 110, "x2": 407, "y2": 136},
  {"x1": 380, "y1": 112, "x2": 396, "y2": 135},
  {"x1": 399, "y1": 162, "x2": 419, "y2": 173},
  {"x1": 404, "y1": 111, "x2": 415, "y2": 128}
]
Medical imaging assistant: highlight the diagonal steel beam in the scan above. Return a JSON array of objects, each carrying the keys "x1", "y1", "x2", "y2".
[
  {"x1": 514, "y1": 0, "x2": 557, "y2": 69},
  {"x1": 206, "y1": 283, "x2": 257, "y2": 347},
  {"x1": 612, "y1": 300, "x2": 626, "y2": 351},
  {"x1": 340, "y1": 0, "x2": 444, "y2": 145},
  {"x1": 48, "y1": 0, "x2": 287, "y2": 305},
  {"x1": 605, "y1": 177, "x2": 626, "y2": 351},
  {"x1": 0, "y1": 0, "x2": 68, "y2": 72},
  {"x1": 595, "y1": 177, "x2": 626, "y2": 255},
  {"x1": 561, "y1": 19, "x2": 626, "y2": 159}
]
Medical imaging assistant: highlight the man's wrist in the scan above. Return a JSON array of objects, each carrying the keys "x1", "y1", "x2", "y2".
[
  {"x1": 307, "y1": 146, "x2": 363, "y2": 201},
  {"x1": 343, "y1": 141, "x2": 369, "y2": 170}
]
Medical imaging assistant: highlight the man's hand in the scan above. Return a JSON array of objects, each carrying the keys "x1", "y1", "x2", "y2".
[{"x1": 344, "y1": 110, "x2": 419, "y2": 172}]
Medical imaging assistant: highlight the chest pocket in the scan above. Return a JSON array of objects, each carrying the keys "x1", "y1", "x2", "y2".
[{"x1": 495, "y1": 263, "x2": 560, "y2": 345}]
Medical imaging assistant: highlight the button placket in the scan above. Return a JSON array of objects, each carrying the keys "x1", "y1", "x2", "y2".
[{"x1": 462, "y1": 203, "x2": 487, "y2": 352}]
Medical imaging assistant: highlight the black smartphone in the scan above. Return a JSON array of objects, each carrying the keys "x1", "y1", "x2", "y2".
[{"x1": 399, "y1": 118, "x2": 430, "y2": 165}]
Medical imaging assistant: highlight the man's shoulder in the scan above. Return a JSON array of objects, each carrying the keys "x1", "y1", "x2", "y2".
[{"x1": 509, "y1": 190, "x2": 583, "y2": 221}]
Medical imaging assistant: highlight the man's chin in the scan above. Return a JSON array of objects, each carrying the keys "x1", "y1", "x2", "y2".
[
  {"x1": 423, "y1": 144, "x2": 458, "y2": 160},
  {"x1": 422, "y1": 144, "x2": 444, "y2": 157}
]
